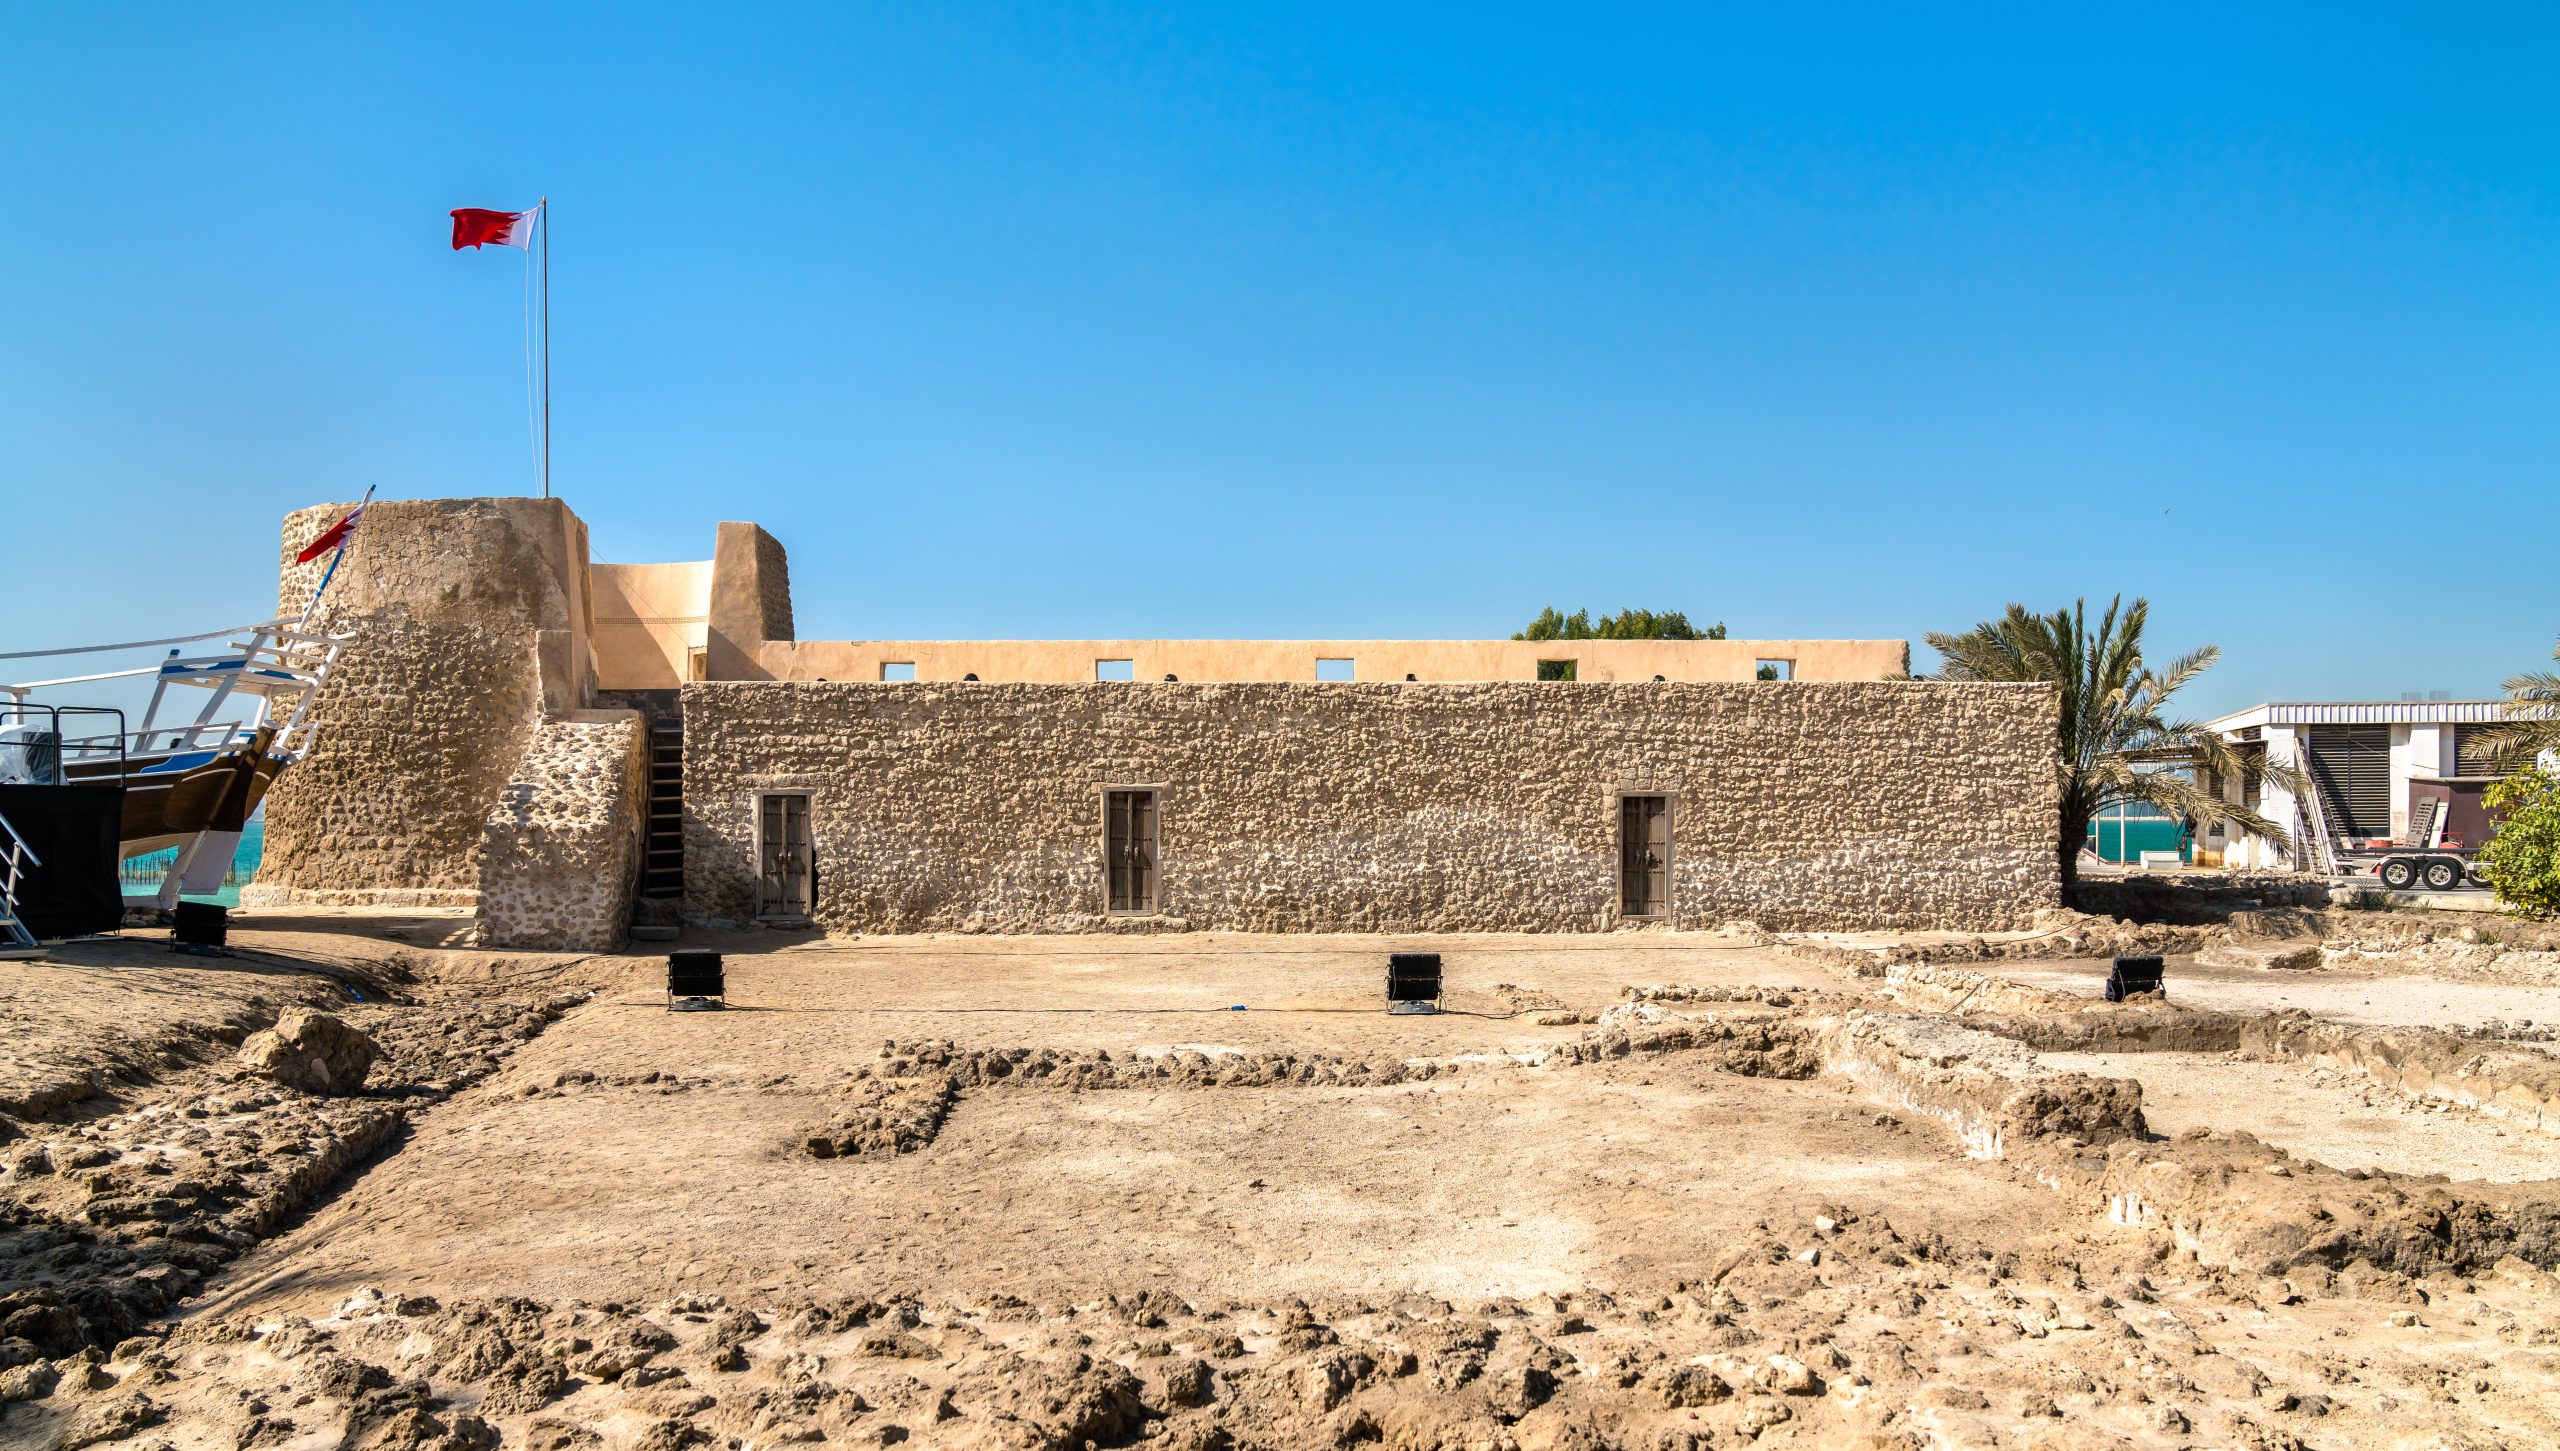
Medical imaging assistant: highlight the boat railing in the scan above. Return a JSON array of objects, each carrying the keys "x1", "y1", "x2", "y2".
[
  {"x1": 0, "y1": 808, "x2": 40, "y2": 949},
  {"x1": 0, "y1": 704, "x2": 127, "y2": 783},
  {"x1": 148, "y1": 623, "x2": 349, "y2": 762},
  {"x1": 3, "y1": 620, "x2": 351, "y2": 767},
  {"x1": 12, "y1": 698, "x2": 246, "y2": 761},
  {"x1": 69, "y1": 721, "x2": 250, "y2": 759}
]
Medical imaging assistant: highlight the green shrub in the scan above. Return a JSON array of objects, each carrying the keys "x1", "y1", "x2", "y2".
[
  {"x1": 2477, "y1": 768, "x2": 2560, "y2": 919},
  {"x1": 1513, "y1": 607, "x2": 1726, "y2": 642}
]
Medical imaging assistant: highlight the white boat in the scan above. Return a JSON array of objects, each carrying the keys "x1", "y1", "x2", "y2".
[{"x1": 1, "y1": 620, "x2": 352, "y2": 915}]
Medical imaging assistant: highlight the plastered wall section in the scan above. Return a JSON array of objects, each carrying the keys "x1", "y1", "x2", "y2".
[
  {"x1": 590, "y1": 560, "x2": 712, "y2": 690},
  {"x1": 705, "y1": 523, "x2": 794, "y2": 681},
  {"x1": 249, "y1": 497, "x2": 594, "y2": 907},
  {"x1": 679, "y1": 680, "x2": 2059, "y2": 934},
  {"x1": 752, "y1": 637, "x2": 1908, "y2": 684},
  {"x1": 475, "y1": 710, "x2": 650, "y2": 950}
]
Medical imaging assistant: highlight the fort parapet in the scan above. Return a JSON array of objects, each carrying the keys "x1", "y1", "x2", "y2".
[{"x1": 249, "y1": 498, "x2": 2058, "y2": 945}]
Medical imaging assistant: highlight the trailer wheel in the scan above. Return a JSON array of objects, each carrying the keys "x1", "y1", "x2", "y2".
[
  {"x1": 2420, "y1": 858, "x2": 2461, "y2": 891},
  {"x1": 2380, "y1": 858, "x2": 2417, "y2": 891}
]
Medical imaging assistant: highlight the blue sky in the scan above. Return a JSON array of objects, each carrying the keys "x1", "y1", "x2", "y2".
[{"x1": 3, "y1": 4, "x2": 2553, "y2": 716}]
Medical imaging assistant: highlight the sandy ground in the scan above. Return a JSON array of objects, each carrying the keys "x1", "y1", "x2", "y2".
[
  {"x1": 204, "y1": 933, "x2": 2022, "y2": 1315},
  {"x1": 1996, "y1": 952, "x2": 2558, "y2": 1030},
  {"x1": 6, "y1": 919, "x2": 2560, "y2": 1450},
  {"x1": 0, "y1": 944, "x2": 352, "y2": 1123},
  {"x1": 208, "y1": 1033, "x2": 2047, "y2": 1317},
  {"x1": 2040, "y1": 1049, "x2": 2560, "y2": 1183}
]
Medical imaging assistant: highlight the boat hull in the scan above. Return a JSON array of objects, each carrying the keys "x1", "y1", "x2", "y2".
[{"x1": 63, "y1": 732, "x2": 284, "y2": 858}]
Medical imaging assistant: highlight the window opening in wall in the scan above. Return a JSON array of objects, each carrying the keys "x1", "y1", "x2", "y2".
[
  {"x1": 755, "y1": 792, "x2": 816, "y2": 920},
  {"x1": 880, "y1": 662, "x2": 916, "y2": 682},
  {"x1": 1103, "y1": 788, "x2": 1160, "y2": 914},
  {"x1": 1095, "y1": 659, "x2": 1135, "y2": 682},
  {"x1": 686, "y1": 646, "x2": 708, "y2": 682},
  {"x1": 1755, "y1": 659, "x2": 1793, "y2": 681},
  {"x1": 2307, "y1": 726, "x2": 2391, "y2": 842},
  {"x1": 1619, "y1": 794, "x2": 1671, "y2": 917},
  {"x1": 1316, "y1": 658, "x2": 1355, "y2": 682},
  {"x1": 1536, "y1": 659, "x2": 1578, "y2": 682}
]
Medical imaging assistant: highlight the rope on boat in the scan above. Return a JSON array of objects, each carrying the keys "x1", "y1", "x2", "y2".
[{"x1": 0, "y1": 621, "x2": 281, "y2": 662}]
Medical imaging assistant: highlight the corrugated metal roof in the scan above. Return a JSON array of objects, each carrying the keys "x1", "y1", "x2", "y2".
[{"x1": 2203, "y1": 700, "x2": 2514, "y2": 730}]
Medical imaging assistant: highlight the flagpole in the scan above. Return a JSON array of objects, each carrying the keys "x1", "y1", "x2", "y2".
[{"x1": 540, "y1": 196, "x2": 552, "y2": 500}]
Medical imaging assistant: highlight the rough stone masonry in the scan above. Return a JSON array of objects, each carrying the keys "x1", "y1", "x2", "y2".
[
  {"x1": 681, "y1": 679, "x2": 2061, "y2": 934},
  {"x1": 249, "y1": 496, "x2": 2060, "y2": 942},
  {"x1": 250, "y1": 498, "x2": 651, "y2": 951}
]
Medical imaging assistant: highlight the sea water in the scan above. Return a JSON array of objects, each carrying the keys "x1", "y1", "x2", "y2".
[{"x1": 119, "y1": 815, "x2": 264, "y2": 907}]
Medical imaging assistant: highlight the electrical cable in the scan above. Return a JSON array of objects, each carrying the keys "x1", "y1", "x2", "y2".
[{"x1": 0, "y1": 621, "x2": 280, "y2": 662}]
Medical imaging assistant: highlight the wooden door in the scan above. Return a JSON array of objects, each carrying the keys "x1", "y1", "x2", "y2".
[
  {"x1": 1620, "y1": 794, "x2": 1669, "y2": 917},
  {"x1": 758, "y1": 793, "x2": 813, "y2": 917},
  {"x1": 1105, "y1": 789, "x2": 1158, "y2": 913}
]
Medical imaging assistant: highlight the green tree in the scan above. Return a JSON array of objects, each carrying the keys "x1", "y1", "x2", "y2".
[
  {"x1": 2472, "y1": 635, "x2": 2560, "y2": 772},
  {"x1": 1513, "y1": 607, "x2": 1727, "y2": 642},
  {"x1": 1925, "y1": 596, "x2": 2298, "y2": 891},
  {"x1": 2475, "y1": 768, "x2": 2560, "y2": 918}
]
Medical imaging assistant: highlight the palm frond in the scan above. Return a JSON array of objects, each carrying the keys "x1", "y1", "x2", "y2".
[
  {"x1": 2115, "y1": 772, "x2": 2294, "y2": 852},
  {"x1": 1929, "y1": 593, "x2": 2297, "y2": 882},
  {"x1": 2146, "y1": 644, "x2": 2220, "y2": 703},
  {"x1": 2472, "y1": 638, "x2": 2560, "y2": 771}
]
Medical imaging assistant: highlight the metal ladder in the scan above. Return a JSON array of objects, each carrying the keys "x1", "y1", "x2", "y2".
[
  {"x1": 0, "y1": 810, "x2": 39, "y2": 950},
  {"x1": 640, "y1": 725, "x2": 684, "y2": 899},
  {"x1": 2295, "y1": 774, "x2": 2342, "y2": 879},
  {"x1": 2404, "y1": 796, "x2": 2444, "y2": 851}
]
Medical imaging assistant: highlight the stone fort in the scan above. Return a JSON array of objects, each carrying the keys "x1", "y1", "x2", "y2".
[{"x1": 247, "y1": 497, "x2": 2061, "y2": 949}]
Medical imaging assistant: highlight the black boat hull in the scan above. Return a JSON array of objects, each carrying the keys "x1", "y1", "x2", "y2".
[{"x1": 0, "y1": 782, "x2": 125, "y2": 938}]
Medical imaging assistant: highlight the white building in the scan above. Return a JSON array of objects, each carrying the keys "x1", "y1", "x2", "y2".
[{"x1": 2198, "y1": 699, "x2": 2521, "y2": 872}]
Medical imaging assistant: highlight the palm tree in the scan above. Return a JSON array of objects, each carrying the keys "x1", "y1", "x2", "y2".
[
  {"x1": 1925, "y1": 596, "x2": 2297, "y2": 891},
  {"x1": 2473, "y1": 635, "x2": 2560, "y2": 772}
]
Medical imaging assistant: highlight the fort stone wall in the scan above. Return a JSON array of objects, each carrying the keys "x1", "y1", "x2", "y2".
[
  {"x1": 679, "y1": 680, "x2": 2060, "y2": 934},
  {"x1": 250, "y1": 498, "x2": 595, "y2": 908},
  {"x1": 474, "y1": 710, "x2": 651, "y2": 950}
]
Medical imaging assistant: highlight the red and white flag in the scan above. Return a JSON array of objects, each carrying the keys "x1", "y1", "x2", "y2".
[
  {"x1": 450, "y1": 205, "x2": 540, "y2": 250},
  {"x1": 294, "y1": 499, "x2": 369, "y2": 563}
]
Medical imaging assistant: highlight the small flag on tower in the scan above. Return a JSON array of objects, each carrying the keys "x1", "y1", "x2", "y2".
[
  {"x1": 450, "y1": 205, "x2": 540, "y2": 250},
  {"x1": 294, "y1": 498, "x2": 370, "y2": 563}
]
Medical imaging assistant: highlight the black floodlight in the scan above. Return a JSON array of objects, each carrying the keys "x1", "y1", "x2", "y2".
[
  {"x1": 668, "y1": 949, "x2": 726, "y2": 1011},
  {"x1": 1387, "y1": 952, "x2": 1442, "y2": 1015},
  {"x1": 172, "y1": 901, "x2": 228, "y2": 953},
  {"x1": 2104, "y1": 955, "x2": 2164, "y2": 1003}
]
